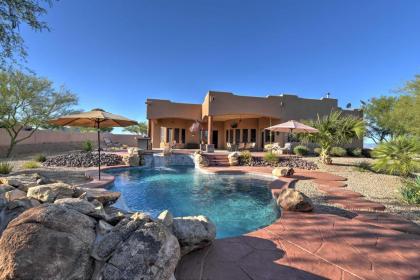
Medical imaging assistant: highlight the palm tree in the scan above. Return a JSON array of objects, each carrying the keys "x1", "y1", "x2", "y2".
[
  {"x1": 372, "y1": 136, "x2": 420, "y2": 176},
  {"x1": 301, "y1": 111, "x2": 365, "y2": 164}
]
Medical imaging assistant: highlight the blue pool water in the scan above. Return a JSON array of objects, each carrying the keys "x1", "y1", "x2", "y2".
[{"x1": 107, "y1": 166, "x2": 279, "y2": 239}]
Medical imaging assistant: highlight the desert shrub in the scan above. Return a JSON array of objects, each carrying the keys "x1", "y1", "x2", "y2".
[
  {"x1": 362, "y1": 148, "x2": 373, "y2": 158},
  {"x1": 34, "y1": 154, "x2": 47, "y2": 162},
  {"x1": 293, "y1": 145, "x2": 309, "y2": 156},
  {"x1": 400, "y1": 177, "x2": 420, "y2": 204},
  {"x1": 354, "y1": 160, "x2": 372, "y2": 172},
  {"x1": 240, "y1": 150, "x2": 253, "y2": 165},
  {"x1": 348, "y1": 148, "x2": 362, "y2": 157},
  {"x1": 372, "y1": 136, "x2": 420, "y2": 177},
  {"x1": 264, "y1": 152, "x2": 278, "y2": 165},
  {"x1": 330, "y1": 147, "x2": 347, "y2": 157},
  {"x1": 82, "y1": 140, "x2": 93, "y2": 152},
  {"x1": 0, "y1": 162, "x2": 13, "y2": 174},
  {"x1": 22, "y1": 161, "x2": 40, "y2": 169},
  {"x1": 313, "y1": 147, "x2": 321, "y2": 156}
]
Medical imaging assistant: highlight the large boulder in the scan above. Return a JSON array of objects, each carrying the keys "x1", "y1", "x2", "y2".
[
  {"x1": 54, "y1": 197, "x2": 107, "y2": 220},
  {"x1": 27, "y1": 182, "x2": 76, "y2": 203},
  {"x1": 0, "y1": 204, "x2": 96, "y2": 280},
  {"x1": 172, "y1": 215, "x2": 216, "y2": 256},
  {"x1": 272, "y1": 167, "x2": 294, "y2": 177},
  {"x1": 123, "y1": 154, "x2": 140, "y2": 166},
  {"x1": 0, "y1": 177, "x2": 24, "y2": 188},
  {"x1": 276, "y1": 188, "x2": 313, "y2": 212},
  {"x1": 158, "y1": 210, "x2": 174, "y2": 229},
  {"x1": 4, "y1": 189, "x2": 27, "y2": 202},
  {"x1": 93, "y1": 212, "x2": 180, "y2": 280},
  {"x1": 0, "y1": 184, "x2": 15, "y2": 194},
  {"x1": 0, "y1": 197, "x2": 40, "y2": 236},
  {"x1": 75, "y1": 187, "x2": 121, "y2": 206},
  {"x1": 228, "y1": 152, "x2": 240, "y2": 166},
  {"x1": 194, "y1": 151, "x2": 209, "y2": 167}
]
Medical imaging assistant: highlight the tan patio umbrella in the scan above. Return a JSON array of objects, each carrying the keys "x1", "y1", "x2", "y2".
[
  {"x1": 49, "y1": 108, "x2": 138, "y2": 180},
  {"x1": 266, "y1": 120, "x2": 318, "y2": 134}
]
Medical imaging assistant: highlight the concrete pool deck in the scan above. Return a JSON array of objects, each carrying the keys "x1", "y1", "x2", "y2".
[
  {"x1": 176, "y1": 166, "x2": 420, "y2": 280},
  {"x1": 83, "y1": 163, "x2": 420, "y2": 279}
]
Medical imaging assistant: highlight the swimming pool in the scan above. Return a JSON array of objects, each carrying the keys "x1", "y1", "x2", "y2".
[{"x1": 107, "y1": 166, "x2": 279, "y2": 238}]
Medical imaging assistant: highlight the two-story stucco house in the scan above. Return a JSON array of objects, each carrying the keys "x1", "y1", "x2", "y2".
[{"x1": 146, "y1": 91, "x2": 363, "y2": 150}]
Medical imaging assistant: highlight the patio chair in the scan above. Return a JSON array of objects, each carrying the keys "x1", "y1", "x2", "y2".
[
  {"x1": 246, "y1": 142, "x2": 256, "y2": 151},
  {"x1": 279, "y1": 142, "x2": 292, "y2": 154},
  {"x1": 103, "y1": 137, "x2": 121, "y2": 149},
  {"x1": 227, "y1": 142, "x2": 232, "y2": 151}
]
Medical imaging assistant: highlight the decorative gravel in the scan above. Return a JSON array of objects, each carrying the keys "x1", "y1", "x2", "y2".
[
  {"x1": 242, "y1": 157, "x2": 318, "y2": 170},
  {"x1": 293, "y1": 180, "x2": 357, "y2": 219},
  {"x1": 301, "y1": 157, "x2": 420, "y2": 225},
  {"x1": 43, "y1": 152, "x2": 123, "y2": 168}
]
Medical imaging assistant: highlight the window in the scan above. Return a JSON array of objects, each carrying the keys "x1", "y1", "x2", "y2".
[
  {"x1": 250, "y1": 129, "x2": 257, "y2": 142},
  {"x1": 264, "y1": 129, "x2": 274, "y2": 143},
  {"x1": 181, "y1": 129, "x2": 186, "y2": 144},
  {"x1": 242, "y1": 129, "x2": 248, "y2": 143},
  {"x1": 174, "y1": 128, "x2": 180, "y2": 143},
  {"x1": 226, "y1": 130, "x2": 229, "y2": 142},
  {"x1": 235, "y1": 129, "x2": 240, "y2": 144},
  {"x1": 229, "y1": 129, "x2": 234, "y2": 143},
  {"x1": 160, "y1": 127, "x2": 165, "y2": 142},
  {"x1": 166, "y1": 128, "x2": 173, "y2": 143}
]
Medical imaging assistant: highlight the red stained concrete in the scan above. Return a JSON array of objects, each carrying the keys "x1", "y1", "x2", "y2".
[{"x1": 179, "y1": 165, "x2": 420, "y2": 280}]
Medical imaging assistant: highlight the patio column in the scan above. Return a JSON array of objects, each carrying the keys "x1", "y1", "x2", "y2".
[
  {"x1": 147, "y1": 119, "x2": 151, "y2": 138},
  {"x1": 207, "y1": 115, "x2": 213, "y2": 145}
]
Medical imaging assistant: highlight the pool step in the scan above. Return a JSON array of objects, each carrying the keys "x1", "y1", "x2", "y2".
[{"x1": 205, "y1": 154, "x2": 230, "y2": 167}]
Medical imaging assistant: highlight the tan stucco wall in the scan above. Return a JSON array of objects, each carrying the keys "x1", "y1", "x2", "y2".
[{"x1": 146, "y1": 99, "x2": 201, "y2": 121}]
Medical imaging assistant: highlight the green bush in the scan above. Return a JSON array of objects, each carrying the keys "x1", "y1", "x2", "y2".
[
  {"x1": 240, "y1": 150, "x2": 253, "y2": 165},
  {"x1": 313, "y1": 147, "x2": 321, "y2": 156},
  {"x1": 82, "y1": 140, "x2": 93, "y2": 152},
  {"x1": 293, "y1": 145, "x2": 309, "y2": 156},
  {"x1": 348, "y1": 148, "x2": 362, "y2": 157},
  {"x1": 22, "y1": 161, "x2": 41, "y2": 169},
  {"x1": 34, "y1": 154, "x2": 47, "y2": 162},
  {"x1": 400, "y1": 177, "x2": 420, "y2": 204},
  {"x1": 0, "y1": 162, "x2": 13, "y2": 174},
  {"x1": 330, "y1": 147, "x2": 347, "y2": 157},
  {"x1": 354, "y1": 160, "x2": 372, "y2": 172},
  {"x1": 263, "y1": 152, "x2": 278, "y2": 165},
  {"x1": 372, "y1": 136, "x2": 420, "y2": 177}
]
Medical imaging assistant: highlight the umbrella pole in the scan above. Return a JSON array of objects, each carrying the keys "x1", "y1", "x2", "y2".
[{"x1": 97, "y1": 120, "x2": 101, "y2": 180}]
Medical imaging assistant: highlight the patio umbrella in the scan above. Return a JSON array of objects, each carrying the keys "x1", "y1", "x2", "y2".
[
  {"x1": 49, "y1": 108, "x2": 137, "y2": 180},
  {"x1": 266, "y1": 120, "x2": 318, "y2": 134}
]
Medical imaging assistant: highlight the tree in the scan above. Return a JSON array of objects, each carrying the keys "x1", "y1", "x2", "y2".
[
  {"x1": 0, "y1": 71, "x2": 78, "y2": 157},
  {"x1": 362, "y1": 75, "x2": 420, "y2": 143},
  {"x1": 393, "y1": 75, "x2": 420, "y2": 137},
  {"x1": 0, "y1": 0, "x2": 55, "y2": 68},
  {"x1": 301, "y1": 111, "x2": 365, "y2": 164},
  {"x1": 123, "y1": 121, "x2": 148, "y2": 136},
  {"x1": 362, "y1": 96, "x2": 400, "y2": 144},
  {"x1": 372, "y1": 136, "x2": 420, "y2": 177}
]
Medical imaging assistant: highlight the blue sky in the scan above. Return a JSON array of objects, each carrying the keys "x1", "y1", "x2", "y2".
[{"x1": 21, "y1": 0, "x2": 420, "y2": 129}]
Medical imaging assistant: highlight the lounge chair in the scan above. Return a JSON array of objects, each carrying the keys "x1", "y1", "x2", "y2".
[
  {"x1": 103, "y1": 137, "x2": 121, "y2": 149},
  {"x1": 227, "y1": 142, "x2": 232, "y2": 151},
  {"x1": 279, "y1": 142, "x2": 292, "y2": 154},
  {"x1": 245, "y1": 142, "x2": 256, "y2": 151}
]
